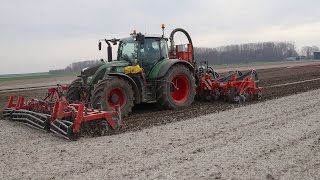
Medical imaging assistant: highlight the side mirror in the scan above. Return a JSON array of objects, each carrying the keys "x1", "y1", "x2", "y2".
[
  {"x1": 136, "y1": 33, "x2": 145, "y2": 44},
  {"x1": 98, "y1": 42, "x2": 102, "y2": 50}
]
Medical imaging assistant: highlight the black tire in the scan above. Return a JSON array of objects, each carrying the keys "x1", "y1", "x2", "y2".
[
  {"x1": 91, "y1": 76, "x2": 134, "y2": 118},
  {"x1": 66, "y1": 78, "x2": 82, "y2": 102},
  {"x1": 156, "y1": 65, "x2": 195, "y2": 109}
]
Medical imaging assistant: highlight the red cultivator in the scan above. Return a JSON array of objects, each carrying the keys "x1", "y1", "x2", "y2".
[
  {"x1": 1, "y1": 85, "x2": 121, "y2": 140},
  {"x1": 196, "y1": 63, "x2": 262, "y2": 103}
]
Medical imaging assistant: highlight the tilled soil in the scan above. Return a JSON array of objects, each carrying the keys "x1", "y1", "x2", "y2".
[
  {"x1": 122, "y1": 64, "x2": 320, "y2": 132},
  {"x1": 1, "y1": 86, "x2": 320, "y2": 179},
  {"x1": 1, "y1": 63, "x2": 320, "y2": 179}
]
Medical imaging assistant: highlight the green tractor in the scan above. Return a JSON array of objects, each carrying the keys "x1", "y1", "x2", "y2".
[{"x1": 66, "y1": 27, "x2": 196, "y2": 117}]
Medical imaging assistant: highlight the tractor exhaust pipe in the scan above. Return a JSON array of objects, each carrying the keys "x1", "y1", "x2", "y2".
[
  {"x1": 105, "y1": 40, "x2": 112, "y2": 62},
  {"x1": 99, "y1": 39, "x2": 113, "y2": 62}
]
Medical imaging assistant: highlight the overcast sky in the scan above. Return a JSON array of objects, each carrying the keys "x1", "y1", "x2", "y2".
[{"x1": 0, "y1": 0, "x2": 319, "y2": 74}]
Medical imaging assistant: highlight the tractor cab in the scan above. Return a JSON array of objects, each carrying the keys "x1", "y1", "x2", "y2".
[
  {"x1": 140, "y1": 37, "x2": 169, "y2": 75},
  {"x1": 117, "y1": 34, "x2": 169, "y2": 76},
  {"x1": 97, "y1": 26, "x2": 194, "y2": 79}
]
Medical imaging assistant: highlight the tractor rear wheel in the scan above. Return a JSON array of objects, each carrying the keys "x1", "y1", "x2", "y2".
[
  {"x1": 66, "y1": 78, "x2": 82, "y2": 102},
  {"x1": 91, "y1": 76, "x2": 134, "y2": 118},
  {"x1": 156, "y1": 65, "x2": 195, "y2": 109}
]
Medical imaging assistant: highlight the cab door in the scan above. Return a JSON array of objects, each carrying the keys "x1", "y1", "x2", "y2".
[{"x1": 140, "y1": 38, "x2": 161, "y2": 76}]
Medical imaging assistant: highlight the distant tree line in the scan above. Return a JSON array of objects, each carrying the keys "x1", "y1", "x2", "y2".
[
  {"x1": 194, "y1": 42, "x2": 298, "y2": 64},
  {"x1": 50, "y1": 41, "x2": 318, "y2": 74},
  {"x1": 49, "y1": 60, "x2": 102, "y2": 74}
]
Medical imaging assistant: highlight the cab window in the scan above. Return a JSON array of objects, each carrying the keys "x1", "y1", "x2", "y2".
[
  {"x1": 160, "y1": 39, "x2": 169, "y2": 59},
  {"x1": 141, "y1": 38, "x2": 161, "y2": 74}
]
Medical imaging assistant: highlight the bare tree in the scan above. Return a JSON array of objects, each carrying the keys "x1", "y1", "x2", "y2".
[
  {"x1": 301, "y1": 46, "x2": 313, "y2": 59},
  {"x1": 195, "y1": 41, "x2": 298, "y2": 64},
  {"x1": 312, "y1": 46, "x2": 319, "y2": 52},
  {"x1": 301, "y1": 46, "x2": 319, "y2": 59}
]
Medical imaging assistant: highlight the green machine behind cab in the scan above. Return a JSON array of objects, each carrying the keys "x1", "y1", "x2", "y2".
[{"x1": 67, "y1": 27, "x2": 196, "y2": 117}]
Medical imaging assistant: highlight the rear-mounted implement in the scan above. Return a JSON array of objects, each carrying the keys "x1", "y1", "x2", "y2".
[
  {"x1": 1, "y1": 94, "x2": 121, "y2": 140},
  {"x1": 196, "y1": 63, "x2": 262, "y2": 103}
]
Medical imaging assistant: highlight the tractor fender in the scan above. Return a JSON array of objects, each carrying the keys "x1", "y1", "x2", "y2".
[
  {"x1": 106, "y1": 73, "x2": 141, "y2": 104},
  {"x1": 151, "y1": 59, "x2": 194, "y2": 79},
  {"x1": 81, "y1": 63, "x2": 104, "y2": 77}
]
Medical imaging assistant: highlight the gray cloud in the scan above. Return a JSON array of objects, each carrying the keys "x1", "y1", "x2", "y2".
[{"x1": 0, "y1": 0, "x2": 319, "y2": 74}]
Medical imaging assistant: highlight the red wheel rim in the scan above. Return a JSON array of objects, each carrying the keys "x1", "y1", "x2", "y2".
[
  {"x1": 107, "y1": 88, "x2": 126, "y2": 109},
  {"x1": 171, "y1": 74, "x2": 190, "y2": 104}
]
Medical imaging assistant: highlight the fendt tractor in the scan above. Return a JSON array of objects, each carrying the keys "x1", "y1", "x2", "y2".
[
  {"x1": 1, "y1": 25, "x2": 262, "y2": 140},
  {"x1": 67, "y1": 26, "x2": 197, "y2": 118}
]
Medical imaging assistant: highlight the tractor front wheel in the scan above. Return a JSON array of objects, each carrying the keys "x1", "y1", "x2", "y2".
[
  {"x1": 91, "y1": 76, "x2": 134, "y2": 118},
  {"x1": 156, "y1": 65, "x2": 195, "y2": 109}
]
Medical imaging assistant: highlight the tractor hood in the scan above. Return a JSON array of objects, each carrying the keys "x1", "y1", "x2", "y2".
[
  {"x1": 101, "y1": 60, "x2": 131, "y2": 74},
  {"x1": 81, "y1": 60, "x2": 130, "y2": 77},
  {"x1": 84, "y1": 60, "x2": 132, "y2": 87},
  {"x1": 105, "y1": 60, "x2": 130, "y2": 68}
]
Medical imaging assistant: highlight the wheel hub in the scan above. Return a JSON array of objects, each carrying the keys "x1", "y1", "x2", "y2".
[
  {"x1": 111, "y1": 94, "x2": 119, "y2": 103},
  {"x1": 170, "y1": 74, "x2": 190, "y2": 104},
  {"x1": 108, "y1": 88, "x2": 126, "y2": 108}
]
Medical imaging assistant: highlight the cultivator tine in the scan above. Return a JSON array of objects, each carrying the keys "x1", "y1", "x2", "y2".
[
  {"x1": 1, "y1": 108, "x2": 14, "y2": 119},
  {"x1": 49, "y1": 120, "x2": 79, "y2": 140},
  {"x1": 50, "y1": 120, "x2": 69, "y2": 139},
  {"x1": 10, "y1": 109, "x2": 50, "y2": 131}
]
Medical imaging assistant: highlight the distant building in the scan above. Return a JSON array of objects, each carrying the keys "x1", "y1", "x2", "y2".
[
  {"x1": 285, "y1": 57, "x2": 297, "y2": 61},
  {"x1": 314, "y1": 51, "x2": 320, "y2": 59},
  {"x1": 296, "y1": 55, "x2": 306, "y2": 60}
]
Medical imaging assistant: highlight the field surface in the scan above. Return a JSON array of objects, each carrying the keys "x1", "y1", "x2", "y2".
[
  {"x1": 1, "y1": 88, "x2": 320, "y2": 179},
  {"x1": 0, "y1": 61, "x2": 320, "y2": 179}
]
